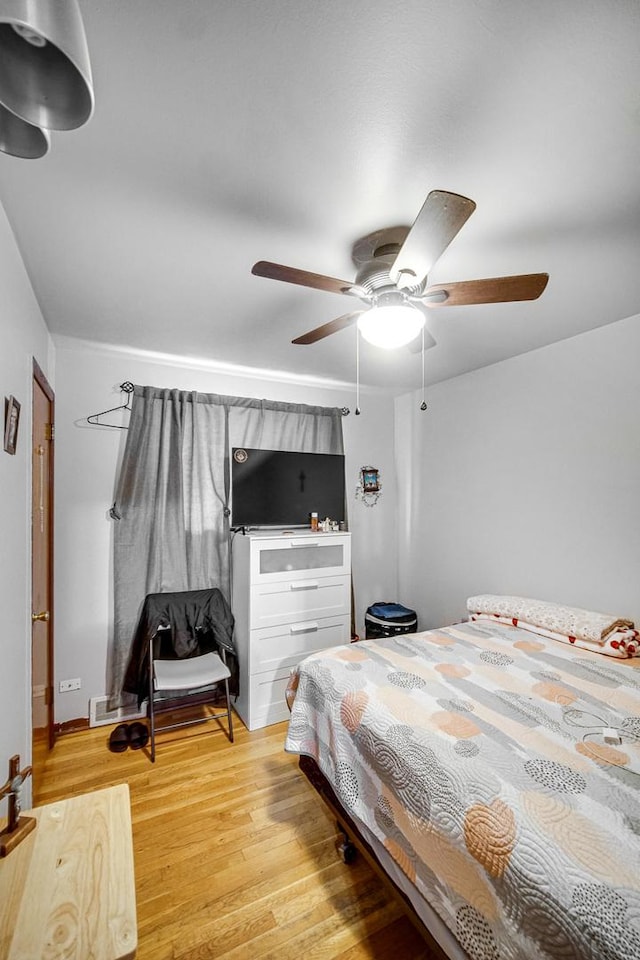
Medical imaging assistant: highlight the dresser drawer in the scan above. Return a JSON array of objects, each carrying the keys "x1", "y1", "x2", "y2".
[
  {"x1": 250, "y1": 575, "x2": 349, "y2": 629},
  {"x1": 250, "y1": 534, "x2": 351, "y2": 583},
  {"x1": 244, "y1": 666, "x2": 294, "y2": 730},
  {"x1": 250, "y1": 614, "x2": 350, "y2": 674}
]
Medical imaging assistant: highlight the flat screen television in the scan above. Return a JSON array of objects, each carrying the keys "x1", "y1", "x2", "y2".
[{"x1": 231, "y1": 447, "x2": 346, "y2": 528}]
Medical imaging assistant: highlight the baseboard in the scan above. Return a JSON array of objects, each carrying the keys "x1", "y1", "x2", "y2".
[{"x1": 55, "y1": 717, "x2": 90, "y2": 736}]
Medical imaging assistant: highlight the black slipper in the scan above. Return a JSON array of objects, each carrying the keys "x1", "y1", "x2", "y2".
[
  {"x1": 108, "y1": 723, "x2": 130, "y2": 753},
  {"x1": 128, "y1": 721, "x2": 149, "y2": 750}
]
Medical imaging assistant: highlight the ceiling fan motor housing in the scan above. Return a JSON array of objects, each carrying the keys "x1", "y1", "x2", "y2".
[{"x1": 354, "y1": 249, "x2": 425, "y2": 303}]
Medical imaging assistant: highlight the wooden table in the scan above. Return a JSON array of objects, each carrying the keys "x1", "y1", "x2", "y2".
[{"x1": 0, "y1": 783, "x2": 137, "y2": 959}]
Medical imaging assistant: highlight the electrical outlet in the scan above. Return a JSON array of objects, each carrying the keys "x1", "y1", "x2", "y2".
[{"x1": 59, "y1": 678, "x2": 81, "y2": 693}]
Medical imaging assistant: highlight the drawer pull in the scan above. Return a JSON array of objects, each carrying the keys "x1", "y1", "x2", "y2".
[
  {"x1": 290, "y1": 622, "x2": 319, "y2": 634},
  {"x1": 290, "y1": 541, "x2": 319, "y2": 548},
  {"x1": 290, "y1": 581, "x2": 318, "y2": 591}
]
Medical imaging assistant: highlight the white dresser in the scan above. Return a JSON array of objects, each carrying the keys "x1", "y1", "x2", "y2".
[{"x1": 231, "y1": 530, "x2": 351, "y2": 730}]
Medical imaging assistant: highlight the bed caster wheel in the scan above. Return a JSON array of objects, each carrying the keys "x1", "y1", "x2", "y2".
[{"x1": 336, "y1": 835, "x2": 357, "y2": 864}]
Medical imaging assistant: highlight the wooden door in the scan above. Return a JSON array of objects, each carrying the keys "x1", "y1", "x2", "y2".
[{"x1": 31, "y1": 360, "x2": 55, "y2": 800}]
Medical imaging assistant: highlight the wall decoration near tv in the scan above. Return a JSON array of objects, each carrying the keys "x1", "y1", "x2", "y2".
[{"x1": 231, "y1": 448, "x2": 346, "y2": 528}]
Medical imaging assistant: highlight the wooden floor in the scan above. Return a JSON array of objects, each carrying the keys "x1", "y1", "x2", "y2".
[{"x1": 37, "y1": 714, "x2": 436, "y2": 959}]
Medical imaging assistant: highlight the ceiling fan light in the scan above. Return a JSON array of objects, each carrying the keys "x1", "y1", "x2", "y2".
[{"x1": 358, "y1": 304, "x2": 425, "y2": 349}]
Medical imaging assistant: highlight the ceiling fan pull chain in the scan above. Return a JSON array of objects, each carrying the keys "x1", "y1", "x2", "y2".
[
  {"x1": 355, "y1": 326, "x2": 361, "y2": 415},
  {"x1": 420, "y1": 327, "x2": 427, "y2": 411}
]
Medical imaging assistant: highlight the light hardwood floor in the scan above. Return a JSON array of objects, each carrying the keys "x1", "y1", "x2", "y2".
[{"x1": 38, "y1": 714, "x2": 437, "y2": 959}]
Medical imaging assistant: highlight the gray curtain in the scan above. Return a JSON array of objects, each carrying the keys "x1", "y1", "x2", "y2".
[{"x1": 109, "y1": 385, "x2": 345, "y2": 706}]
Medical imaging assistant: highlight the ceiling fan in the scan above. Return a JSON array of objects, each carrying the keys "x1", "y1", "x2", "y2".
[{"x1": 252, "y1": 190, "x2": 549, "y2": 350}]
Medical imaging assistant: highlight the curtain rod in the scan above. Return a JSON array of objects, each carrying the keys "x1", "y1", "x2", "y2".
[
  {"x1": 129, "y1": 384, "x2": 350, "y2": 415},
  {"x1": 87, "y1": 383, "x2": 349, "y2": 429}
]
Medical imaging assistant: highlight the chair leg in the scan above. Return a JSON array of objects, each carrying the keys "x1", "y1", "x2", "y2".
[
  {"x1": 223, "y1": 676, "x2": 234, "y2": 743},
  {"x1": 148, "y1": 668, "x2": 156, "y2": 763},
  {"x1": 219, "y1": 647, "x2": 234, "y2": 743},
  {"x1": 149, "y1": 701, "x2": 156, "y2": 762},
  {"x1": 148, "y1": 637, "x2": 156, "y2": 763}
]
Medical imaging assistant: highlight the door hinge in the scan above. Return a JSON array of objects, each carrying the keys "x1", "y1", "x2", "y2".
[{"x1": 45, "y1": 423, "x2": 54, "y2": 441}]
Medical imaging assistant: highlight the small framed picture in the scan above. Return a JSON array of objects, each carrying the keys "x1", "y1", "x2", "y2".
[
  {"x1": 4, "y1": 396, "x2": 21, "y2": 455},
  {"x1": 361, "y1": 467, "x2": 380, "y2": 493}
]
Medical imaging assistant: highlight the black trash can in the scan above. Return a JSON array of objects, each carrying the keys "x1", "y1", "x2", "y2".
[{"x1": 365, "y1": 601, "x2": 418, "y2": 639}]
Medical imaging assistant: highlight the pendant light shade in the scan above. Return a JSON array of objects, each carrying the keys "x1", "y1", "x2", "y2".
[
  {"x1": 0, "y1": 100, "x2": 49, "y2": 158},
  {"x1": 0, "y1": 0, "x2": 94, "y2": 132}
]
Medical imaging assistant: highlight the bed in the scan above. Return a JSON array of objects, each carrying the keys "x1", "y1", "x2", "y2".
[{"x1": 284, "y1": 597, "x2": 640, "y2": 960}]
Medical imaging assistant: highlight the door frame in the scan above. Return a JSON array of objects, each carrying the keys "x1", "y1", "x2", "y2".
[{"x1": 32, "y1": 358, "x2": 55, "y2": 751}]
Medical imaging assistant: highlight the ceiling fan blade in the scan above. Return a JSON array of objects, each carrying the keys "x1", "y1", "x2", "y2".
[
  {"x1": 252, "y1": 261, "x2": 354, "y2": 296},
  {"x1": 389, "y1": 190, "x2": 476, "y2": 287},
  {"x1": 421, "y1": 273, "x2": 549, "y2": 307},
  {"x1": 292, "y1": 311, "x2": 363, "y2": 345}
]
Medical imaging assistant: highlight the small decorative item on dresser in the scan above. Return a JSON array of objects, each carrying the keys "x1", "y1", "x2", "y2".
[{"x1": 3, "y1": 396, "x2": 21, "y2": 455}]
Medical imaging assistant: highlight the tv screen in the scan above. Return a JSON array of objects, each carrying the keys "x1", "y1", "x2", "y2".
[{"x1": 231, "y1": 448, "x2": 346, "y2": 528}]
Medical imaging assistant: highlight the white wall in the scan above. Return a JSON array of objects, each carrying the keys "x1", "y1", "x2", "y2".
[
  {"x1": 0, "y1": 201, "x2": 54, "y2": 801},
  {"x1": 395, "y1": 314, "x2": 640, "y2": 631},
  {"x1": 53, "y1": 339, "x2": 398, "y2": 722}
]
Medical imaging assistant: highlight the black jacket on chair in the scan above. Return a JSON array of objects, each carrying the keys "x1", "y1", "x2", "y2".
[{"x1": 122, "y1": 588, "x2": 237, "y2": 705}]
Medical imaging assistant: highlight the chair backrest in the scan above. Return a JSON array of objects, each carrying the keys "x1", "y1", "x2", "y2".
[
  {"x1": 152, "y1": 624, "x2": 218, "y2": 662},
  {"x1": 144, "y1": 588, "x2": 235, "y2": 659}
]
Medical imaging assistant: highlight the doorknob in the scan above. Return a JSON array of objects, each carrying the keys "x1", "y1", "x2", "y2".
[{"x1": 31, "y1": 611, "x2": 50, "y2": 623}]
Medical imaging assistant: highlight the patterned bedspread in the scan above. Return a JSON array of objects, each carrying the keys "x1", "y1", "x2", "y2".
[{"x1": 284, "y1": 621, "x2": 640, "y2": 960}]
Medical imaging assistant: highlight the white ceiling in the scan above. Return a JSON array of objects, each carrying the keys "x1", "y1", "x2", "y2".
[{"x1": 1, "y1": 0, "x2": 640, "y2": 391}]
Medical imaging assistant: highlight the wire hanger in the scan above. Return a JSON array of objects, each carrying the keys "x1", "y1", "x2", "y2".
[{"x1": 86, "y1": 382, "x2": 134, "y2": 429}]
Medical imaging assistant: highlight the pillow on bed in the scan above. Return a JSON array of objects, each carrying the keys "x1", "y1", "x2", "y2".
[{"x1": 467, "y1": 594, "x2": 638, "y2": 659}]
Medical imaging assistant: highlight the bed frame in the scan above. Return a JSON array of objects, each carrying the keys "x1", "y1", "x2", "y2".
[{"x1": 298, "y1": 754, "x2": 453, "y2": 959}]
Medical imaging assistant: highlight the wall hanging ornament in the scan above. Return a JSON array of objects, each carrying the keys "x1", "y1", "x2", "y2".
[
  {"x1": 3, "y1": 395, "x2": 20, "y2": 454},
  {"x1": 355, "y1": 466, "x2": 381, "y2": 507}
]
